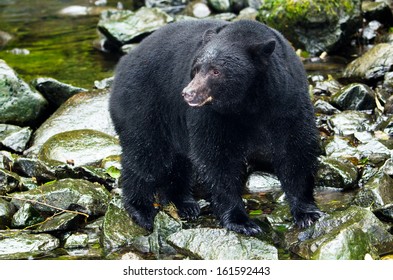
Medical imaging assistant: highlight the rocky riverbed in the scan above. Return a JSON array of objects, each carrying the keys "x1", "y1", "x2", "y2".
[{"x1": 1, "y1": 0, "x2": 393, "y2": 260}]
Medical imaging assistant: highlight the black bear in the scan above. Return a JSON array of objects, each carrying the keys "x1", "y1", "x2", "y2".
[{"x1": 110, "y1": 19, "x2": 322, "y2": 235}]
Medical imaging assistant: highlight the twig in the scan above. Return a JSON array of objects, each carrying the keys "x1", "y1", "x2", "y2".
[{"x1": 0, "y1": 195, "x2": 89, "y2": 219}]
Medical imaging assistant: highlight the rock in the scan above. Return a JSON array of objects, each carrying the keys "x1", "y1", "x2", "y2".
[
  {"x1": 188, "y1": 2, "x2": 211, "y2": 18},
  {"x1": 27, "y1": 90, "x2": 117, "y2": 156},
  {"x1": 10, "y1": 178, "x2": 111, "y2": 216},
  {"x1": 0, "y1": 30, "x2": 13, "y2": 49},
  {"x1": 245, "y1": 172, "x2": 281, "y2": 193},
  {"x1": 380, "y1": 158, "x2": 393, "y2": 176},
  {"x1": 102, "y1": 202, "x2": 148, "y2": 248},
  {"x1": 354, "y1": 172, "x2": 393, "y2": 211},
  {"x1": 58, "y1": 5, "x2": 110, "y2": 17},
  {"x1": 314, "y1": 188, "x2": 358, "y2": 213},
  {"x1": 12, "y1": 157, "x2": 57, "y2": 182},
  {"x1": 247, "y1": 0, "x2": 263, "y2": 10},
  {"x1": 0, "y1": 168, "x2": 20, "y2": 195},
  {"x1": 32, "y1": 77, "x2": 87, "y2": 108},
  {"x1": 291, "y1": 206, "x2": 393, "y2": 259},
  {"x1": 361, "y1": 20, "x2": 383, "y2": 42},
  {"x1": 383, "y1": 72, "x2": 393, "y2": 95},
  {"x1": 134, "y1": 211, "x2": 182, "y2": 256},
  {"x1": 208, "y1": 0, "x2": 231, "y2": 12},
  {"x1": 0, "y1": 59, "x2": 48, "y2": 126},
  {"x1": 331, "y1": 83, "x2": 375, "y2": 111},
  {"x1": 343, "y1": 43, "x2": 393, "y2": 82},
  {"x1": 324, "y1": 136, "x2": 359, "y2": 159},
  {"x1": 97, "y1": 7, "x2": 174, "y2": 48},
  {"x1": 362, "y1": 0, "x2": 393, "y2": 25},
  {"x1": 235, "y1": 7, "x2": 258, "y2": 21},
  {"x1": 209, "y1": 12, "x2": 237, "y2": 21},
  {"x1": 316, "y1": 156, "x2": 358, "y2": 189},
  {"x1": 314, "y1": 99, "x2": 341, "y2": 115},
  {"x1": 312, "y1": 76, "x2": 342, "y2": 96},
  {"x1": 11, "y1": 203, "x2": 44, "y2": 229},
  {"x1": 34, "y1": 212, "x2": 80, "y2": 233},
  {"x1": 38, "y1": 129, "x2": 121, "y2": 167},
  {"x1": 0, "y1": 232, "x2": 59, "y2": 260},
  {"x1": 257, "y1": 0, "x2": 362, "y2": 55},
  {"x1": 167, "y1": 228, "x2": 278, "y2": 260},
  {"x1": 357, "y1": 140, "x2": 391, "y2": 165},
  {"x1": 328, "y1": 111, "x2": 372, "y2": 136},
  {"x1": 64, "y1": 233, "x2": 89, "y2": 249},
  {"x1": 0, "y1": 124, "x2": 32, "y2": 153},
  {"x1": 0, "y1": 150, "x2": 15, "y2": 170},
  {"x1": 146, "y1": 0, "x2": 188, "y2": 14},
  {"x1": 94, "y1": 76, "x2": 114, "y2": 90},
  {"x1": 0, "y1": 198, "x2": 14, "y2": 229}
]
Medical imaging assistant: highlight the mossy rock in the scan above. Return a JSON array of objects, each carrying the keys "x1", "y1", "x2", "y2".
[{"x1": 257, "y1": 0, "x2": 362, "y2": 54}]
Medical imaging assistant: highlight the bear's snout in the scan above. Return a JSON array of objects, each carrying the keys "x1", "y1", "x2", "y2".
[{"x1": 182, "y1": 74, "x2": 212, "y2": 107}]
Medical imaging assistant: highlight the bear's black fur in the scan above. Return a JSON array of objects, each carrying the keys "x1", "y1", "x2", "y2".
[{"x1": 110, "y1": 20, "x2": 322, "y2": 235}]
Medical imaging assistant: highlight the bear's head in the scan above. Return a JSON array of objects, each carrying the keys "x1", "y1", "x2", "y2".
[{"x1": 182, "y1": 25, "x2": 276, "y2": 114}]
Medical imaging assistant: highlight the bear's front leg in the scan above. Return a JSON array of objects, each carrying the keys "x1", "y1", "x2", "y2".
[
  {"x1": 203, "y1": 161, "x2": 261, "y2": 235},
  {"x1": 189, "y1": 120, "x2": 261, "y2": 235}
]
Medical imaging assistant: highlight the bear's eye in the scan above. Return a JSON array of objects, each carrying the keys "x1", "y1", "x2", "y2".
[{"x1": 212, "y1": 69, "x2": 220, "y2": 76}]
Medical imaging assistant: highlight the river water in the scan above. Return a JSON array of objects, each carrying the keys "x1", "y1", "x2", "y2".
[
  {"x1": 0, "y1": 0, "x2": 350, "y2": 91},
  {"x1": 0, "y1": 0, "x2": 134, "y2": 89}
]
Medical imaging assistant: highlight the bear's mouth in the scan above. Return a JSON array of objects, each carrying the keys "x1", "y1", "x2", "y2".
[{"x1": 182, "y1": 91, "x2": 213, "y2": 107}]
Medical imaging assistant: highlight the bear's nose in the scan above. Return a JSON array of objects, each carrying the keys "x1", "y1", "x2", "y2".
[{"x1": 182, "y1": 88, "x2": 196, "y2": 101}]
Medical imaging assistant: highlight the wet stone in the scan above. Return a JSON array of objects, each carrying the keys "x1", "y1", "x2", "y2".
[
  {"x1": 12, "y1": 157, "x2": 57, "y2": 182},
  {"x1": 0, "y1": 232, "x2": 59, "y2": 260},
  {"x1": 32, "y1": 77, "x2": 87, "y2": 108},
  {"x1": 0, "y1": 124, "x2": 32, "y2": 153},
  {"x1": 64, "y1": 233, "x2": 89, "y2": 249},
  {"x1": 331, "y1": 83, "x2": 375, "y2": 111},
  {"x1": 380, "y1": 158, "x2": 393, "y2": 176},
  {"x1": 315, "y1": 156, "x2": 358, "y2": 189},
  {"x1": 328, "y1": 111, "x2": 372, "y2": 136},
  {"x1": 208, "y1": 0, "x2": 231, "y2": 13},
  {"x1": 34, "y1": 212, "x2": 80, "y2": 233},
  {"x1": 291, "y1": 206, "x2": 393, "y2": 259},
  {"x1": 0, "y1": 150, "x2": 14, "y2": 170},
  {"x1": 245, "y1": 172, "x2": 281, "y2": 193},
  {"x1": 324, "y1": 136, "x2": 359, "y2": 160},
  {"x1": 11, "y1": 203, "x2": 44, "y2": 229},
  {"x1": 134, "y1": 211, "x2": 182, "y2": 256},
  {"x1": 314, "y1": 99, "x2": 341, "y2": 115},
  {"x1": 27, "y1": 90, "x2": 117, "y2": 156},
  {"x1": 354, "y1": 172, "x2": 393, "y2": 211},
  {"x1": 343, "y1": 43, "x2": 393, "y2": 82},
  {"x1": 0, "y1": 59, "x2": 48, "y2": 126},
  {"x1": 357, "y1": 140, "x2": 391, "y2": 165},
  {"x1": 167, "y1": 228, "x2": 278, "y2": 260},
  {"x1": 98, "y1": 7, "x2": 174, "y2": 47},
  {"x1": 10, "y1": 178, "x2": 111, "y2": 216},
  {"x1": 0, "y1": 168, "x2": 20, "y2": 195},
  {"x1": 0, "y1": 30, "x2": 12, "y2": 48},
  {"x1": 189, "y1": 2, "x2": 211, "y2": 18},
  {"x1": 383, "y1": 72, "x2": 393, "y2": 94},
  {"x1": 145, "y1": 0, "x2": 187, "y2": 14},
  {"x1": 362, "y1": 0, "x2": 393, "y2": 25},
  {"x1": 102, "y1": 202, "x2": 148, "y2": 249},
  {"x1": 38, "y1": 129, "x2": 121, "y2": 168},
  {"x1": 0, "y1": 198, "x2": 14, "y2": 229},
  {"x1": 257, "y1": 0, "x2": 362, "y2": 55}
]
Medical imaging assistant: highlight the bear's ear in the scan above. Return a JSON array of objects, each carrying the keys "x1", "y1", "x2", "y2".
[
  {"x1": 203, "y1": 29, "x2": 217, "y2": 45},
  {"x1": 250, "y1": 39, "x2": 276, "y2": 58}
]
